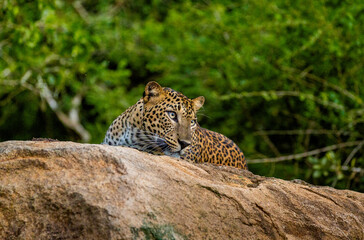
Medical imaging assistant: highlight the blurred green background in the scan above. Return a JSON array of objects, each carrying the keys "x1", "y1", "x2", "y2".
[{"x1": 1, "y1": 0, "x2": 363, "y2": 191}]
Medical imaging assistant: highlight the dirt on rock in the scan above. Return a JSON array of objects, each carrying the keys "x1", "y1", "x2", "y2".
[{"x1": 0, "y1": 141, "x2": 363, "y2": 239}]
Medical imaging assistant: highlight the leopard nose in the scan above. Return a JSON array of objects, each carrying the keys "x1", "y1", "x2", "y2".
[{"x1": 178, "y1": 140, "x2": 191, "y2": 150}]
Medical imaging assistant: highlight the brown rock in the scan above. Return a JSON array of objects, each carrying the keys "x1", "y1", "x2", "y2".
[{"x1": 0, "y1": 141, "x2": 363, "y2": 240}]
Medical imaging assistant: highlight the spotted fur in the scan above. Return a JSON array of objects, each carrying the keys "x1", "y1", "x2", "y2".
[{"x1": 103, "y1": 81, "x2": 247, "y2": 169}]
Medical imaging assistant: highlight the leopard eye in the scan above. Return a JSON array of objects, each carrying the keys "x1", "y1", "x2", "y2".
[
  {"x1": 191, "y1": 119, "x2": 196, "y2": 126},
  {"x1": 167, "y1": 111, "x2": 177, "y2": 121}
]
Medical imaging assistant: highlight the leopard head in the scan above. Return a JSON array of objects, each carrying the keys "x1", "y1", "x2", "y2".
[{"x1": 141, "y1": 81, "x2": 204, "y2": 157}]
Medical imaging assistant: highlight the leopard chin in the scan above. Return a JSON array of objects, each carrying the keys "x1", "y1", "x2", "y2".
[
  {"x1": 162, "y1": 145, "x2": 182, "y2": 158},
  {"x1": 164, "y1": 151, "x2": 181, "y2": 158}
]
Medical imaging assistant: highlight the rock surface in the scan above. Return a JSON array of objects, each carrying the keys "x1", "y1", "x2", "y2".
[{"x1": 0, "y1": 141, "x2": 363, "y2": 240}]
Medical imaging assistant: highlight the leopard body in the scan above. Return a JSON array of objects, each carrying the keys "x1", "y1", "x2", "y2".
[{"x1": 103, "y1": 82, "x2": 247, "y2": 169}]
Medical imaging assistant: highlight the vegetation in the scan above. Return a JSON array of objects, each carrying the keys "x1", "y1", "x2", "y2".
[{"x1": 1, "y1": 0, "x2": 363, "y2": 191}]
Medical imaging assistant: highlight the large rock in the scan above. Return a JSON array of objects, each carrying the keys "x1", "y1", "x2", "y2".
[{"x1": 0, "y1": 141, "x2": 363, "y2": 240}]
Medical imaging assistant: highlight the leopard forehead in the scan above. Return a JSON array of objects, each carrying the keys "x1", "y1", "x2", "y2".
[{"x1": 158, "y1": 87, "x2": 196, "y2": 117}]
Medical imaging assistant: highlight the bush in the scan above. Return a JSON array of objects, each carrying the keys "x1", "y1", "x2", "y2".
[{"x1": 1, "y1": 0, "x2": 363, "y2": 191}]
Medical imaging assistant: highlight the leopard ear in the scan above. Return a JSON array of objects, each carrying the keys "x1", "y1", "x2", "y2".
[
  {"x1": 192, "y1": 96, "x2": 205, "y2": 111},
  {"x1": 143, "y1": 81, "x2": 165, "y2": 105}
]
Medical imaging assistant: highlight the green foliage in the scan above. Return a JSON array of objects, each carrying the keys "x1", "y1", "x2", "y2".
[
  {"x1": 309, "y1": 152, "x2": 344, "y2": 183},
  {"x1": 1, "y1": 0, "x2": 363, "y2": 191}
]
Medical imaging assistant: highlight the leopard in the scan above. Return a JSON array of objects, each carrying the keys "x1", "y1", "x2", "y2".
[{"x1": 102, "y1": 81, "x2": 247, "y2": 169}]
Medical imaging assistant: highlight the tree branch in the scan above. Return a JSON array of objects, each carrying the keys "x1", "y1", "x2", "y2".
[
  {"x1": 220, "y1": 91, "x2": 345, "y2": 111},
  {"x1": 260, "y1": 134, "x2": 281, "y2": 156},
  {"x1": 283, "y1": 66, "x2": 363, "y2": 106},
  {"x1": 254, "y1": 129, "x2": 351, "y2": 136},
  {"x1": 341, "y1": 165, "x2": 363, "y2": 174},
  {"x1": 248, "y1": 141, "x2": 364, "y2": 164},
  {"x1": 73, "y1": 1, "x2": 91, "y2": 24},
  {"x1": 343, "y1": 141, "x2": 364, "y2": 167},
  {"x1": 37, "y1": 75, "x2": 91, "y2": 142}
]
